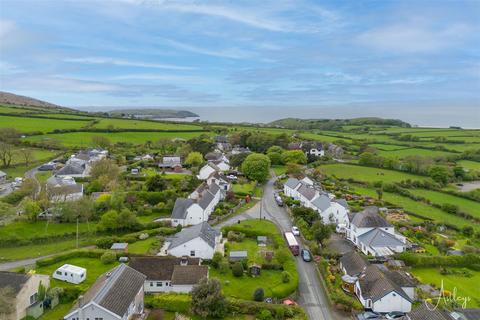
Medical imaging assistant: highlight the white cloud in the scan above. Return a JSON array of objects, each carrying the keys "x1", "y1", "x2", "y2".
[
  {"x1": 159, "y1": 38, "x2": 253, "y2": 59},
  {"x1": 63, "y1": 57, "x2": 194, "y2": 70},
  {"x1": 357, "y1": 21, "x2": 471, "y2": 53},
  {"x1": 0, "y1": 20, "x2": 16, "y2": 39}
]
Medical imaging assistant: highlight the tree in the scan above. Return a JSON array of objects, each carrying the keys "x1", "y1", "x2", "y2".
[
  {"x1": 91, "y1": 135, "x2": 111, "y2": 149},
  {"x1": 241, "y1": 153, "x2": 271, "y2": 182},
  {"x1": 281, "y1": 150, "x2": 307, "y2": 165},
  {"x1": 253, "y1": 287, "x2": 264, "y2": 301},
  {"x1": 19, "y1": 148, "x2": 35, "y2": 167},
  {"x1": 145, "y1": 175, "x2": 167, "y2": 191},
  {"x1": 56, "y1": 197, "x2": 96, "y2": 223},
  {"x1": 191, "y1": 278, "x2": 228, "y2": 318},
  {"x1": 266, "y1": 146, "x2": 284, "y2": 165},
  {"x1": 188, "y1": 135, "x2": 215, "y2": 155},
  {"x1": 312, "y1": 220, "x2": 332, "y2": 245},
  {"x1": 21, "y1": 197, "x2": 42, "y2": 221},
  {"x1": 0, "y1": 142, "x2": 15, "y2": 167},
  {"x1": 229, "y1": 152, "x2": 250, "y2": 168},
  {"x1": 99, "y1": 210, "x2": 119, "y2": 231},
  {"x1": 100, "y1": 251, "x2": 117, "y2": 264},
  {"x1": 232, "y1": 261, "x2": 244, "y2": 277},
  {"x1": 185, "y1": 151, "x2": 204, "y2": 167},
  {"x1": 428, "y1": 166, "x2": 451, "y2": 185},
  {"x1": 0, "y1": 286, "x2": 15, "y2": 318},
  {"x1": 211, "y1": 252, "x2": 223, "y2": 269},
  {"x1": 291, "y1": 206, "x2": 317, "y2": 225},
  {"x1": 90, "y1": 159, "x2": 120, "y2": 190},
  {"x1": 286, "y1": 163, "x2": 303, "y2": 177},
  {"x1": 376, "y1": 188, "x2": 383, "y2": 200}
]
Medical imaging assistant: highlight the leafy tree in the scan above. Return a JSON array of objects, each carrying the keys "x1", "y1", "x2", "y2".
[
  {"x1": 19, "y1": 148, "x2": 35, "y2": 167},
  {"x1": 229, "y1": 152, "x2": 250, "y2": 168},
  {"x1": 185, "y1": 151, "x2": 204, "y2": 167},
  {"x1": 99, "y1": 210, "x2": 119, "y2": 231},
  {"x1": 253, "y1": 287, "x2": 264, "y2": 301},
  {"x1": 245, "y1": 133, "x2": 275, "y2": 152},
  {"x1": 267, "y1": 146, "x2": 284, "y2": 165},
  {"x1": 428, "y1": 166, "x2": 451, "y2": 185},
  {"x1": 281, "y1": 150, "x2": 307, "y2": 164},
  {"x1": 91, "y1": 135, "x2": 111, "y2": 149},
  {"x1": 188, "y1": 135, "x2": 215, "y2": 155},
  {"x1": 22, "y1": 197, "x2": 42, "y2": 221},
  {"x1": 90, "y1": 159, "x2": 120, "y2": 191},
  {"x1": 312, "y1": 220, "x2": 332, "y2": 245},
  {"x1": 0, "y1": 142, "x2": 15, "y2": 167},
  {"x1": 191, "y1": 278, "x2": 228, "y2": 318},
  {"x1": 291, "y1": 206, "x2": 317, "y2": 225},
  {"x1": 286, "y1": 163, "x2": 303, "y2": 177},
  {"x1": 241, "y1": 153, "x2": 271, "y2": 182},
  {"x1": 100, "y1": 251, "x2": 117, "y2": 264},
  {"x1": 232, "y1": 261, "x2": 244, "y2": 277},
  {"x1": 145, "y1": 175, "x2": 167, "y2": 191},
  {"x1": 358, "y1": 152, "x2": 384, "y2": 167}
]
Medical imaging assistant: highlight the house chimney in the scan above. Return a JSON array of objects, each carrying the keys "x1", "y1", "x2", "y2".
[{"x1": 78, "y1": 295, "x2": 85, "y2": 320}]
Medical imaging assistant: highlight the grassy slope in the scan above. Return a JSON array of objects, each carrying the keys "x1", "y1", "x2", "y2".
[
  {"x1": 458, "y1": 160, "x2": 480, "y2": 171},
  {"x1": 377, "y1": 148, "x2": 456, "y2": 158},
  {"x1": 92, "y1": 118, "x2": 202, "y2": 130},
  {"x1": 411, "y1": 189, "x2": 480, "y2": 219},
  {"x1": 0, "y1": 116, "x2": 89, "y2": 133}
]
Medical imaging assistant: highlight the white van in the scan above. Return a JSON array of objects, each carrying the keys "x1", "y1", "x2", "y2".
[{"x1": 53, "y1": 264, "x2": 86, "y2": 284}]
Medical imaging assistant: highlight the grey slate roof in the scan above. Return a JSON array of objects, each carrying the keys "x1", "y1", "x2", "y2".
[
  {"x1": 168, "y1": 222, "x2": 219, "y2": 250},
  {"x1": 312, "y1": 194, "x2": 331, "y2": 211},
  {"x1": 334, "y1": 198, "x2": 349, "y2": 209},
  {"x1": 171, "y1": 265, "x2": 208, "y2": 285},
  {"x1": 171, "y1": 198, "x2": 195, "y2": 219},
  {"x1": 358, "y1": 265, "x2": 411, "y2": 303},
  {"x1": 407, "y1": 303, "x2": 452, "y2": 320},
  {"x1": 71, "y1": 264, "x2": 146, "y2": 318},
  {"x1": 285, "y1": 178, "x2": 300, "y2": 189},
  {"x1": 339, "y1": 251, "x2": 368, "y2": 276},
  {"x1": 0, "y1": 170, "x2": 6, "y2": 177},
  {"x1": 452, "y1": 309, "x2": 480, "y2": 320},
  {"x1": 110, "y1": 243, "x2": 128, "y2": 250},
  {"x1": 297, "y1": 183, "x2": 317, "y2": 200},
  {"x1": 351, "y1": 206, "x2": 391, "y2": 228},
  {"x1": 357, "y1": 228, "x2": 404, "y2": 248},
  {"x1": 198, "y1": 191, "x2": 215, "y2": 209},
  {"x1": 129, "y1": 256, "x2": 201, "y2": 281},
  {"x1": 56, "y1": 163, "x2": 85, "y2": 176},
  {"x1": 0, "y1": 271, "x2": 30, "y2": 295}
]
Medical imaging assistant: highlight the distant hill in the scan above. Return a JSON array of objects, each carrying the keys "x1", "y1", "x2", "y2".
[
  {"x1": 108, "y1": 108, "x2": 199, "y2": 119},
  {"x1": 0, "y1": 91, "x2": 74, "y2": 111},
  {"x1": 269, "y1": 117, "x2": 411, "y2": 130}
]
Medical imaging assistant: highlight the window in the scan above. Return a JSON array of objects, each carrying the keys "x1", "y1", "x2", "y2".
[
  {"x1": 64, "y1": 272, "x2": 67, "y2": 276},
  {"x1": 150, "y1": 282, "x2": 153, "y2": 286},
  {"x1": 190, "y1": 250, "x2": 195, "y2": 257},
  {"x1": 366, "y1": 299, "x2": 372, "y2": 308},
  {"x1": 157, "y1": 282, "x2": 163, "y2": 287},
  {"x1": 56, "y1": 271, "x2": 62, "y2": 275},
  {"x1": 29, "y1": 293, "x2": 37, "y2": 305}
]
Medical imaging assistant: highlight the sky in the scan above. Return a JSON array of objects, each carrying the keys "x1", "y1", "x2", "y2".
[{"x1": 0, "y1": 0, "x2": 479, "y2": 111}]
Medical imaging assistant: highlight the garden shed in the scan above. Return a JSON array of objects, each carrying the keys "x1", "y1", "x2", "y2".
[
  {"x1": 111, "y1": 242, "x2": 129, "y2": 252},
  {"x1": 257, "y1": 236, "x2": 267, "y2": 246},
  {"x1": 229, "y1": 251, "x2": 247, "y2": 262}
]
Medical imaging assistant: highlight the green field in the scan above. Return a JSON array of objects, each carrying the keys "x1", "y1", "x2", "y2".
[
  {"x1": 369, "y1": 144, "x2": 409, "y2": 151},
  {"x1": 0, "y1": 220, "x2": 95, "y2": 241},
  {"x1": 321, "y1": 163, "x2": 432, "y2": 183},
  {"x1": 411, "y1": 267, "x2": 480, "y2": 308},
  {"x1": 411, "y1": 189, "x2": 480, "y2": 219},
  {"x1": 271, "y1": 165, "x2": 287, "y2": 176},
  {"x1": 0, "y1": 115, "x2": 89, "y2": 133},
  {"x1": 0, "y1": 239, "x2": 91, "y2": 262},
  {"x1": 377, "y1": 148, "x2": 456, "y2": 159},
  {"x1": 458, "y1": 160, "x2": 480, "y2": 172},
  {"x1": 26, "y1": 131, "x2": 209, "y2": 147},
  {"x1": 92, "y1": 118, "x2": 202, "y2": 130}
]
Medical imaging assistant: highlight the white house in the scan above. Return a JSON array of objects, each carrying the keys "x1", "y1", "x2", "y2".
[
  {"x1": 198, "y1": 162, "x2": 220, "y2": 180},
  {"x1": 206, "y1": 171, "x2": 231, "y2": 195},
  {"x1": 355, "y1": 265, "x2": 412, "y2": 313},
  {"x1": 56, "y1": 148, "x2": 108, "y2": 178},
  {"x1": 63, "y1": 264, "x2": 145, "y2": 320},
  {"x1": 53, "y1": 264, "x2": 86, "y2": 284},
  {"x1": 211, "y1": 159, "x2": 230, "y2": 172},
  {"x1": 129, "y1": 256, "x2": 208, "y2": 293},
  {"x1": 346, "y1": 206, "x2": 406, "y2": 257},
  {"x1": 163, "y1": 222, "x2": 222, "y2": 259},
  {"x1": 46, "y1": 175, "x2": 83, "y2": 202}
]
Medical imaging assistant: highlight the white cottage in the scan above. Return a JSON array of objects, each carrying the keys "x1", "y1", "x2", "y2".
[{"x1": 197, "y1": 162, "x2": 220, "y2": 180}]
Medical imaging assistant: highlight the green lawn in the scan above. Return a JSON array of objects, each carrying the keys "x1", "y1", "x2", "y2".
[
  {"x1": 321, "y1": 163, "x2": 431, "y2": 184},
  {"x1": 352, "y1": 186, "x2": 478, "y2": 230},
  {"x1": 128, "y1": 237, "x2": 158, "y2": 254},
  {"x1": 1, "y1": 148, "x2": 58, "y2": 178},
  {"x1": 412, "y1": 189, "x2": 480, "y2": 219},
  {"x1": 92, "y1": 118, "x2": 202, "y2": 130},
  {"x1": 0, "y1": 115, "x2": 89, "y2": 133},
  {"x1": 458, "y1": 160, "x2": 480, "y2": 172},
  {"x1": 232, "y1": 181, "x2": 257, "y2": 195},
  {"x1": 369, "y1": 143, "x2": 409, "y2": 151},
  {"x1": 26, "y1": 131, "x2": 209, "y2": 147},
  {"x1": 39, "y1": 302, "x2": 72, "y2": 320},
  {"x1": 33, "y1": 256, "x2": 119, "y2": 292},
  {"x1": 411, "y1": 267, "x2": 480, "y2": 308},
  {"x1": 272, "y1": 165, "x2": 287, "y2": 176}
]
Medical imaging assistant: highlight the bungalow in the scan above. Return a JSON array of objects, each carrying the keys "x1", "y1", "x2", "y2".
[
  {"x1": 63, "y1": 264, "x2": 146, "y2": 320},
  {"x1": 339, "y1": 251, "x2": 368, "y2": 277},
  {"x1": 346, "y1": 206, "x2": 406, "y2": 257},
  {"x1": 159, "y1": 156, "x2": 182, "y2": 172},
  {"x1": 129, "y1": 256, "x2": 208, "y2": 293},
  {"x1": 46, "y1": 175, "x2": 83, "y2": 202},
  {"x1": 55, "y1": 162, "x2": 86, "y2": 178},
  {"x1": 0, "y1": 271, "x2": 50, "y2": 320},
  {"x1": 163, "y1": 222, "x2": 222, "y2": 259},
  {"x1": 211, "y1": 159, "x2": 230, "y2": 172},
  {"x1": 355, "y1": 265, "x2": 412, "y2": 313}
]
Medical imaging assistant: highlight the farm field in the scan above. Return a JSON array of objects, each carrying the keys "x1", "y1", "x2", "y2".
[
  {"x1": 369, "y1": 143, "x2": 409, "y2": 151},
  {"x1": 0, "y1": 220, "x2": 96, "y2": 241},
  {"x1": 320, "y1": 163, "x2": 432, "y2": 184},
  {"x1": 411, "y1": 189, "x2": 480, "y2": 219},
  {"x1": 25, "y1": 131, "x2": 210, "y2": 147},
  {"x1": 299, "y1": 132, "x2": 352, "y2": 143},
  {"x1": 458, "y1": 160, "x2": 480, "y2": 171},
  {"x1": 352, "y1": 186, "x2": 478, "y2": 230},
  {"x1": 376, "y1": 148, "x2": 456, "y2": 159},
  {"x1": 0, "y1": 115, "x2": 89, "y2": 133},
  {"x1": 0, "y1": 239, "x2": 91, "y2": 262},
  {"x1": 92, "y1": 118, "x2": 202, "y2": 130},
  {"x1": 411, "y1": 267, "x2": 480, "y2": 308}
]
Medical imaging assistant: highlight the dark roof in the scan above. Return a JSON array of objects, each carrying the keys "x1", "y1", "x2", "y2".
[
  {"x1": 0, "y1": 271, "x2": 30, "y2": 295},
  {"x1": 71, "y1": 264, "x2": 146, "y2": 318},
  {"x1": 407, "y1": 303, "x2": 452, "y2": 320},
  {"x1": 171, "y1": 198, "x2": 195, "y2": 219},
  {"x1": 453, "y1": 309, "x2": 480, "y2": 320},
  {"x1": 358, "y1": 265, "x2": 411, "y2": 303},
  {"x1": 171, "y1": 265, "x2": 208, "y2": 285},
  {"x1": 339, "y1": 251, "x2": 368, "y2": 276},
  {"x1": 56, "y1": 163, "x2": 85, "y2": 176},
  {"x1": 357, "y1": 228, "x2": 404, "y2": 248},
  {"x1": 168, "y1": 222, "x2": 219, "y2": 249},
  {"x1": 311, "y1": 194, "x2": 331, "y2": 211},
  {"x1": 351, "y1": 206, "x2": 391, "y2": 228},
  {"x1": 129, "y1": 256, "x2": 200, "y2": 280},
  {"x1": 334, "y1": 198, "x2": 349, "y2": 209},
  {"x1": 285, "y1": 178, "x2": 300, "y2": 189},
  {"x1": 384, "y1": 270, "x2": 415, "y2": 287},
  {"x1": 205, "y1": 152, "x2": 223, "y2": 161},
  {"x1": 297, "y1": 183, "x2": 317, "y2": 200}
]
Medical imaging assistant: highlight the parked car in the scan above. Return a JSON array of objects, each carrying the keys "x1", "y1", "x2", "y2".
[
  {"x1": 356, "y1": 311, "x2": 382, "y2": 320},
  {"x1": 386, "y1": 311, "x2": 405, "y2": 319},
  {"x1": 291, "y1": 226, "x2": 300, "y2": 236},
  {"x1": 301, "y1": 249, "x2": 312, "y2": 262},
  {"x1": 227, "y1": 174, "x2": 238, "y2": 180},
  {"x1": 275, "y1": 196, "x2": 284, "y2": 206}
]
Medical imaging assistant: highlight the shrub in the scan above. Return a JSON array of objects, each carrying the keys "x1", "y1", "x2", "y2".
[
  {"x1": 281, "y1": 271, "x2": 291, "y2": 283},
  {"x1": 253, "y1": 287, "x2": 265, "y2": 302},
  {"x1": 100, "y1": 251, "x2": 117, "y2": 264},
  {"x1": 257, "y1": 309, "x2": 273, "y2": 320},
  {"x1": 211, "y1": 252, "x2": 223, "y2": 269},
  {"x1": 232, "y1": 261, "x2": 244, "y2": 277},
  {"x1": 59, "y1": 287, "x2": 81, "y2": 303},
  {"x1": 144, "y1": 293, "x2": 191, "y2": 313}
]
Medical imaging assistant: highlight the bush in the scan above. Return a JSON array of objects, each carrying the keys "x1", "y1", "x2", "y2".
[
  {"x1": 144, "y1": 293, "x2": 191, "y2": 313},
  {"x1": 100, "y1": 251, "x2": 117, "y2": 264},
  {"x1": 281, "y1": 271, "x2": 291, "y2": 283},
  {"x1": 59, "y1": 287, "x2": 81, "y2": 304},
  {"x1": 232, "y1": 261, "x2": 244, "y2": 277},
  {"x1": 211, "y1": 252, "x2": 223, "y2": 269},
  {"x1": 257, "y1": 309, "x2": 273, "y2": 320},
  {"x1": 253, "y1": 287, "x2": 265, "y2": 302}
]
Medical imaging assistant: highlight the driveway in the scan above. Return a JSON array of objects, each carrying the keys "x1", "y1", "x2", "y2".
[{"x1": 218, "y1": 173, "x2": 346, "y2": 320}]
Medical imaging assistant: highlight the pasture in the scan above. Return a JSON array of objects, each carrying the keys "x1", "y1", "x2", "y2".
[
  {"x1": 92, "y1": 118, "x2": 202, "y2": 130},
  {"x1": 411, "y1": 189, "x2": 480, "y2": 219},
  {"x1": 376, "y1": 148, "x2": 456, "y2": 159},
  {"x1": 320, "y1": 163, "x2": 432, "y2": 184},
  {"x1": 0, "y1": 115, "x2": 89, "y2": 133},
  {"x1": 458, "y1": 160, "x2": 480, "y2": 172}
]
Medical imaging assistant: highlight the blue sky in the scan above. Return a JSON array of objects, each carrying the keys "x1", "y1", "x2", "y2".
[{"x1": 0, "y1": 0, "x2": 479, "y2": 109}]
